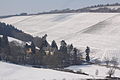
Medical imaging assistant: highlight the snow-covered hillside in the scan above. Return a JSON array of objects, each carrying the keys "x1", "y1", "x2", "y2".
[
  {"x1": 0, "y1": 13, "x2": 120, "y2": 63},
  {"x1": 66, "y1": 64, "x2": 120, "y2": 79},
  {"x1": 0, "y1": 62, "x2": 91, "y2": 80}
]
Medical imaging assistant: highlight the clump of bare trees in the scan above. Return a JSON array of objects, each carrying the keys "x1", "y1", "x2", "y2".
[{"x1": 105, "y1": 57, "x2": 119, "y2": 78}]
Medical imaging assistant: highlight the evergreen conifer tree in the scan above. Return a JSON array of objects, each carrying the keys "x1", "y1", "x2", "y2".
[
  {"x1": 2, "y1": 35, "x2": 9, "y2": 48},
  {"x1": 51, "y1": 40, "x2": 58, "y2": 50},
  {"x1": 69, "y1": 44, "x2": 73, "y2": 50},
  {"x1": 31, "y1": 41, "x2": 36, "y2": 54},
  {"x1": 59, "y1": 40, "x2": 70, "y2": 66},
  {"x1": 85, "y1": 46, "x2": 90, "y2": 62},
  {"x1": 73, "y1": 48, "x2": 77, "y2": 65}
]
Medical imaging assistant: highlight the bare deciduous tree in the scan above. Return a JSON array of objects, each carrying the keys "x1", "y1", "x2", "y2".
[
  {"x1": 107, "y1": 68, "x2": 115, "y2": 78},
  {"x1": 110, "y1": 57, "x2": 119, "y2": 68},
  {"x1": 107, "y1": 57, "x2": 119, "y2": 78}
]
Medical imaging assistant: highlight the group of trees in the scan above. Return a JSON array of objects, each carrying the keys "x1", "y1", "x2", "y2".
[
  {"x1": 78, "y1": 7, "x2": 120, "y2": 13},
  {"x1": 88, "y1": 7, "x2": 120, "y2": 13},
  {"x1": 0, "y1": 22, "x2": 91, "y2": 68},
  {"x1": 86, "y1": 3, "x2": 120, "y2": 9},
  {"x1": 78, "y1": 3, "x2": 120, "y2": 13},
  {"x1": 0, "y1": 35, "x2": 90, "y2": 68},
  {"x1": 0, "y1": 22, "x2": 33, "y2": 42},
  {"x1": 0, "y1": 22, "x2": 22, "y2": 35},
  {"x1": 104, "y1": 57, "x2": 119, "y2": 78},
  {"x1": 37, "y1": 3, "x2": 120, "y2": 14}
]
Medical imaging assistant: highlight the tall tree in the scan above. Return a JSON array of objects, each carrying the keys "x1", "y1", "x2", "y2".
[
  {"x1": 51, "y1": 40, "x2": 58, "y2": 50},
  {"x1": 85, "y1": 46, "x2": 90, "y2": 62},
  {"x1": 69, "y1": 44, "x2": 73, "y2": 50},
  {"x1": 40, "y1": 34, "x2": 49, "y2": 53},
  {"x1": 0, "y1": 35, "x2": 11, "y2": 61},
  {"x1": 59, "y1": 40, "x2": 67, "y2": 53},
  {"x1": 31, "y1": 41, "x2": 36, "y2": 54},
  {"x1": 73, "y1": 48, "x2": 77, "y2": 65},
  {"x1": 2, "y1": 35, "x2": 11, "y2": 55},
  {"x1": 59, "y1": 40, "x2": 70, "y2": 66},
  {"x1": 2, "y1": 35, "x2": 9, "y2": 48}
]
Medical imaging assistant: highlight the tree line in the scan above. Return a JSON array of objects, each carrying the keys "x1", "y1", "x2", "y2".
[
  {"x1": 1, "y1": 3, "x2": 120, "y2": 19},
  {"x1": 0, "y1": 22, "x2": 33, "y2": 41}
]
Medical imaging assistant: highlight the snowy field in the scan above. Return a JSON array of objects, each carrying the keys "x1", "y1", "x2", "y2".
[
  {"x1": 0, "y1": 61, "x2": 119, "y2": 80},
  {"x1": 1, "y1": 13, "x2": 120, "y2": 63},
  {"x1": 66, "y1": 64, "x2": 120, "y2": 79},
  {"x1": 0, "y1": 62, "x2": 91, "y2": 80}
]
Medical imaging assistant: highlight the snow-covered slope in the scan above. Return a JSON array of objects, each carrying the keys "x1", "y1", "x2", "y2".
[
  {"x1": 0, "y1": 13, "x2": 117, "y2": 43},
  {"x1": 0, "y1": 13, "x2": 120, "y2": 63},
  {"x1": 0, "y1": 62, "x2": 91, "y2": 80},
  {"x1": 66, "y1": 64, "x2": 120, "y2": 78}
]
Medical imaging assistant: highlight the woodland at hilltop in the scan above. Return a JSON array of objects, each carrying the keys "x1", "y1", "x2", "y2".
[{"x1": 1, "y1": 3, "x2": 120, "y2": 19}]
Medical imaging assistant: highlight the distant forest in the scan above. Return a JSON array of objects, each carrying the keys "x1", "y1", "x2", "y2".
[{"x1": 0, "y1": 3, "x2": 120, "y2": 19}]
